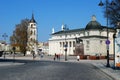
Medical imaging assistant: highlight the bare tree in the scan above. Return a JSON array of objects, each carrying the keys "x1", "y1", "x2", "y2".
[
  {"x1": 10, "y1": 19, "x2": 29, "y2": 56},
  {"x1": 102, "y1": 0, "x2": 120, "y2": 28}
]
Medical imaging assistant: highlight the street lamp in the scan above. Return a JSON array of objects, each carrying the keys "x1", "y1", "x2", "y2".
[
  {"x1": 98, "y1": 0, "x2": 116, "y2": 67},
  {"x1": 2, "y1": 33, "x2": 8, "y2": 59},
  {"x1": 113, "y1": 22, "x2": 120, "y2": 68},
  {"x1": 113, "y1": 31, "x2": 116, "y2": 68},
  {"x1": 63, "y1": 25, "x2": 67, "y2": 61},
  {"x1": 12, "y1": 47, "x2": 16, "y2": 62}
]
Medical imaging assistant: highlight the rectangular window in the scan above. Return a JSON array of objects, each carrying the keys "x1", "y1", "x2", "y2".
[
  {"x1": 69, "y1": 42, "x2": 71, "y2": 47},
  {"x1": 73, "y1": 41, "x2": 75, "y2": 47},
  {"x1": 100, "y1": 40, "x2": 102, "y2": 44},
  {"x1": 66, "y1": 42, "x2": 68, "y2": 47},
  {"x1": 86, "y1": 40, "x2": 89, "y2": 44},
  {"x1": 86, "y1": 45, "x2": 89, "y2": 48},
  {"x1": 60, "y1": 42, "x2": 62, "y2": 47},
  {"x1": 63, "y1": 42, "x2": 65, "y2": 47}
]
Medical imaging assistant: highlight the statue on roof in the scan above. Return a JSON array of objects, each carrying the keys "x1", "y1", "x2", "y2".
[{"x1": 92, "y1": 15, "x2": 96, "y2": 21}]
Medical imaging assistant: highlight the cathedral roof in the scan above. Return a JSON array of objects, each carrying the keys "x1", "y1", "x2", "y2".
[
  {"x1": 52, "y1": 28, "x2": 85, "y2": 35},
  {"x1": 80, "y1": 36, "x2": 107, "y2": 39},
  {"x1": 51, "y1": 15, "x2": 115, "y2": 35},
  {"x1": 29, "y1": 13, "x2": 36, "y2": 23},
  {"x1": 85, "y1": 15, "x2": 102, "y2": 30}
]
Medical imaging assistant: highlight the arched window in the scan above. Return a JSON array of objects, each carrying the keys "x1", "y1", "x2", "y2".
[
  {"x1": 31, "y1": 24, "x2": 33, "y2": 28},
  {"x1": 31, "y1": 30, "x2": 33, "y2": 35},
  {"x1": 31, "y1": 38, "x2": 33, "y2": 41},
  {"x1": 34, "y1": 30, "x2": 36, "y2": 35}
]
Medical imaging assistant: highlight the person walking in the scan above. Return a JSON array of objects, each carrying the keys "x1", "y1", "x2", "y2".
[
  {"x1": 58, "y1": 54, "x2": 60, "y2": 60},
  {"x1": 77, "y1": 55, "x2": 80, "y2": 61},
  {"x1": 32, "y1": 50, "x2": 36, "y2": 60},
  {"x1": 54, "y1": 53, "x2": 57, "y2": 60}
]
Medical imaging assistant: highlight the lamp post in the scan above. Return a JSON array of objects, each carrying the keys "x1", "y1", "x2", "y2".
[
  {"x1": 12, "y1": 47, "x2": 16, "y2": 62},
  {"x1": 2, "y1": 33, "x2": 8, "y2": 59},
  {"x1": 113, "y1": 31, "x2": 116, "y2": 68},
  {"x1": 98, "y1": 0, "x2": 115, "y2": 67},
  {"x1": 63, "y1": 25, "x2": 67, "y2": 61},
  {"x1": 113, "y1": 22, "x2": 120, "y2": 68}
]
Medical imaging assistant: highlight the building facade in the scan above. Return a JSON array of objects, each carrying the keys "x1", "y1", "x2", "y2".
[
  {"x1": 49, "y1": 15, "x2": 115, "y2": 56},
  {"x1": 38, "y1": 42, "x2": 49, "y2": 54}
]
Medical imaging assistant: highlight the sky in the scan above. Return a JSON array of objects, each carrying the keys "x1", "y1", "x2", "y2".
[{"x1": 0, "y1": 0, "x2": 106, "y2": 42}]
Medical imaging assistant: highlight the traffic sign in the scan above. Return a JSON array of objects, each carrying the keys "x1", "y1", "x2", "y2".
[{"x1": 106, "y1": 40, "x2": 110, "y2": 45}]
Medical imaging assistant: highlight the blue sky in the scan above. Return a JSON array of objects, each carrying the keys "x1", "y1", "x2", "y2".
[{"x1": 0, "y1": 0, "x2": 106, "y2": 42}]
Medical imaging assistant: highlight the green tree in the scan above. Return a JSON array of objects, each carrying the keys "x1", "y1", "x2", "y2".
[{"x1": 10, "y1": 19, "x2": 29, "y2": 56}]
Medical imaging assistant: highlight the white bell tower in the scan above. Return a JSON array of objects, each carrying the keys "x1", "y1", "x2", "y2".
[{"x1": 27, "y1": 13, "x2": 38, "y2": 55}]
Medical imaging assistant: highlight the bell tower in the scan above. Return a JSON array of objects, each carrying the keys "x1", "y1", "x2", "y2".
[{"x1": 27, "y1": 13, "x2": 38, "y2": 54}]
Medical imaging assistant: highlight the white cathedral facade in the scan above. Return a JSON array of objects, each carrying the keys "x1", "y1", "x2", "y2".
[{"x1": 49, "y1": 15, "x2": 115, "y2": 56}]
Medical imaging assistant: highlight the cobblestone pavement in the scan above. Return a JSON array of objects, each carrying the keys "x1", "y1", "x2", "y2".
[
  {"x1": 0, "y1": 62, "x2": 24, "y2": 66},
  {"x1": 91, "y1": 60, "x2": 120, "y2": 80},
  {"x1": 0, "y1": 55, "x2": 120, "y2": 80},
  {"x1": 0, "y1": 59, "x2": 115, "y2": 80}
]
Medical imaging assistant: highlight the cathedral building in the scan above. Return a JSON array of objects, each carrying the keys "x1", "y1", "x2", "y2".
[{"x1": 49, "y1": 15, "x2": 115, "y2": 56}]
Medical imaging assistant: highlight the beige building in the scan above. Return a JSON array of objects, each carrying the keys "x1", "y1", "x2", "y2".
[
  {"x1": 38, "y1": 42, "x2": 49, "y2": 54},
  {"x1": 0, "y1": 41, "x2": 10, "y2": 52},
  {"x1": 49, "y1": 15, "x2": 115, "y2": 56}
]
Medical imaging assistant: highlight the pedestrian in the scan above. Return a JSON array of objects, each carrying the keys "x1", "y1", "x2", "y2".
[
  {"x1": 56, "y1": 54, "x2": 59, "y2": 60},
  {"x1": 58, "y1": 54, "x2": 60, "y2": 60},
  {"x1": 77, "y1": 55, "x2": 80, "y2": 61},
  {"x1": 32, "y1": 51, "x2": 36, "y2": 60},
  {"x1": 41, "y1": 53, "x2": 44, "y2": 58},
  {"x1": 38, "y1": 50, "x2": 41, "y2": 60},
  {"x1": 54, "y1": 53, "x2": 56, "y2": 60}
]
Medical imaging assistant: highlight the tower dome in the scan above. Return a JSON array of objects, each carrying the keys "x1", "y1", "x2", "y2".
[{"x1": 85, "y1": 15, "x2": 102, "y2": 30}]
